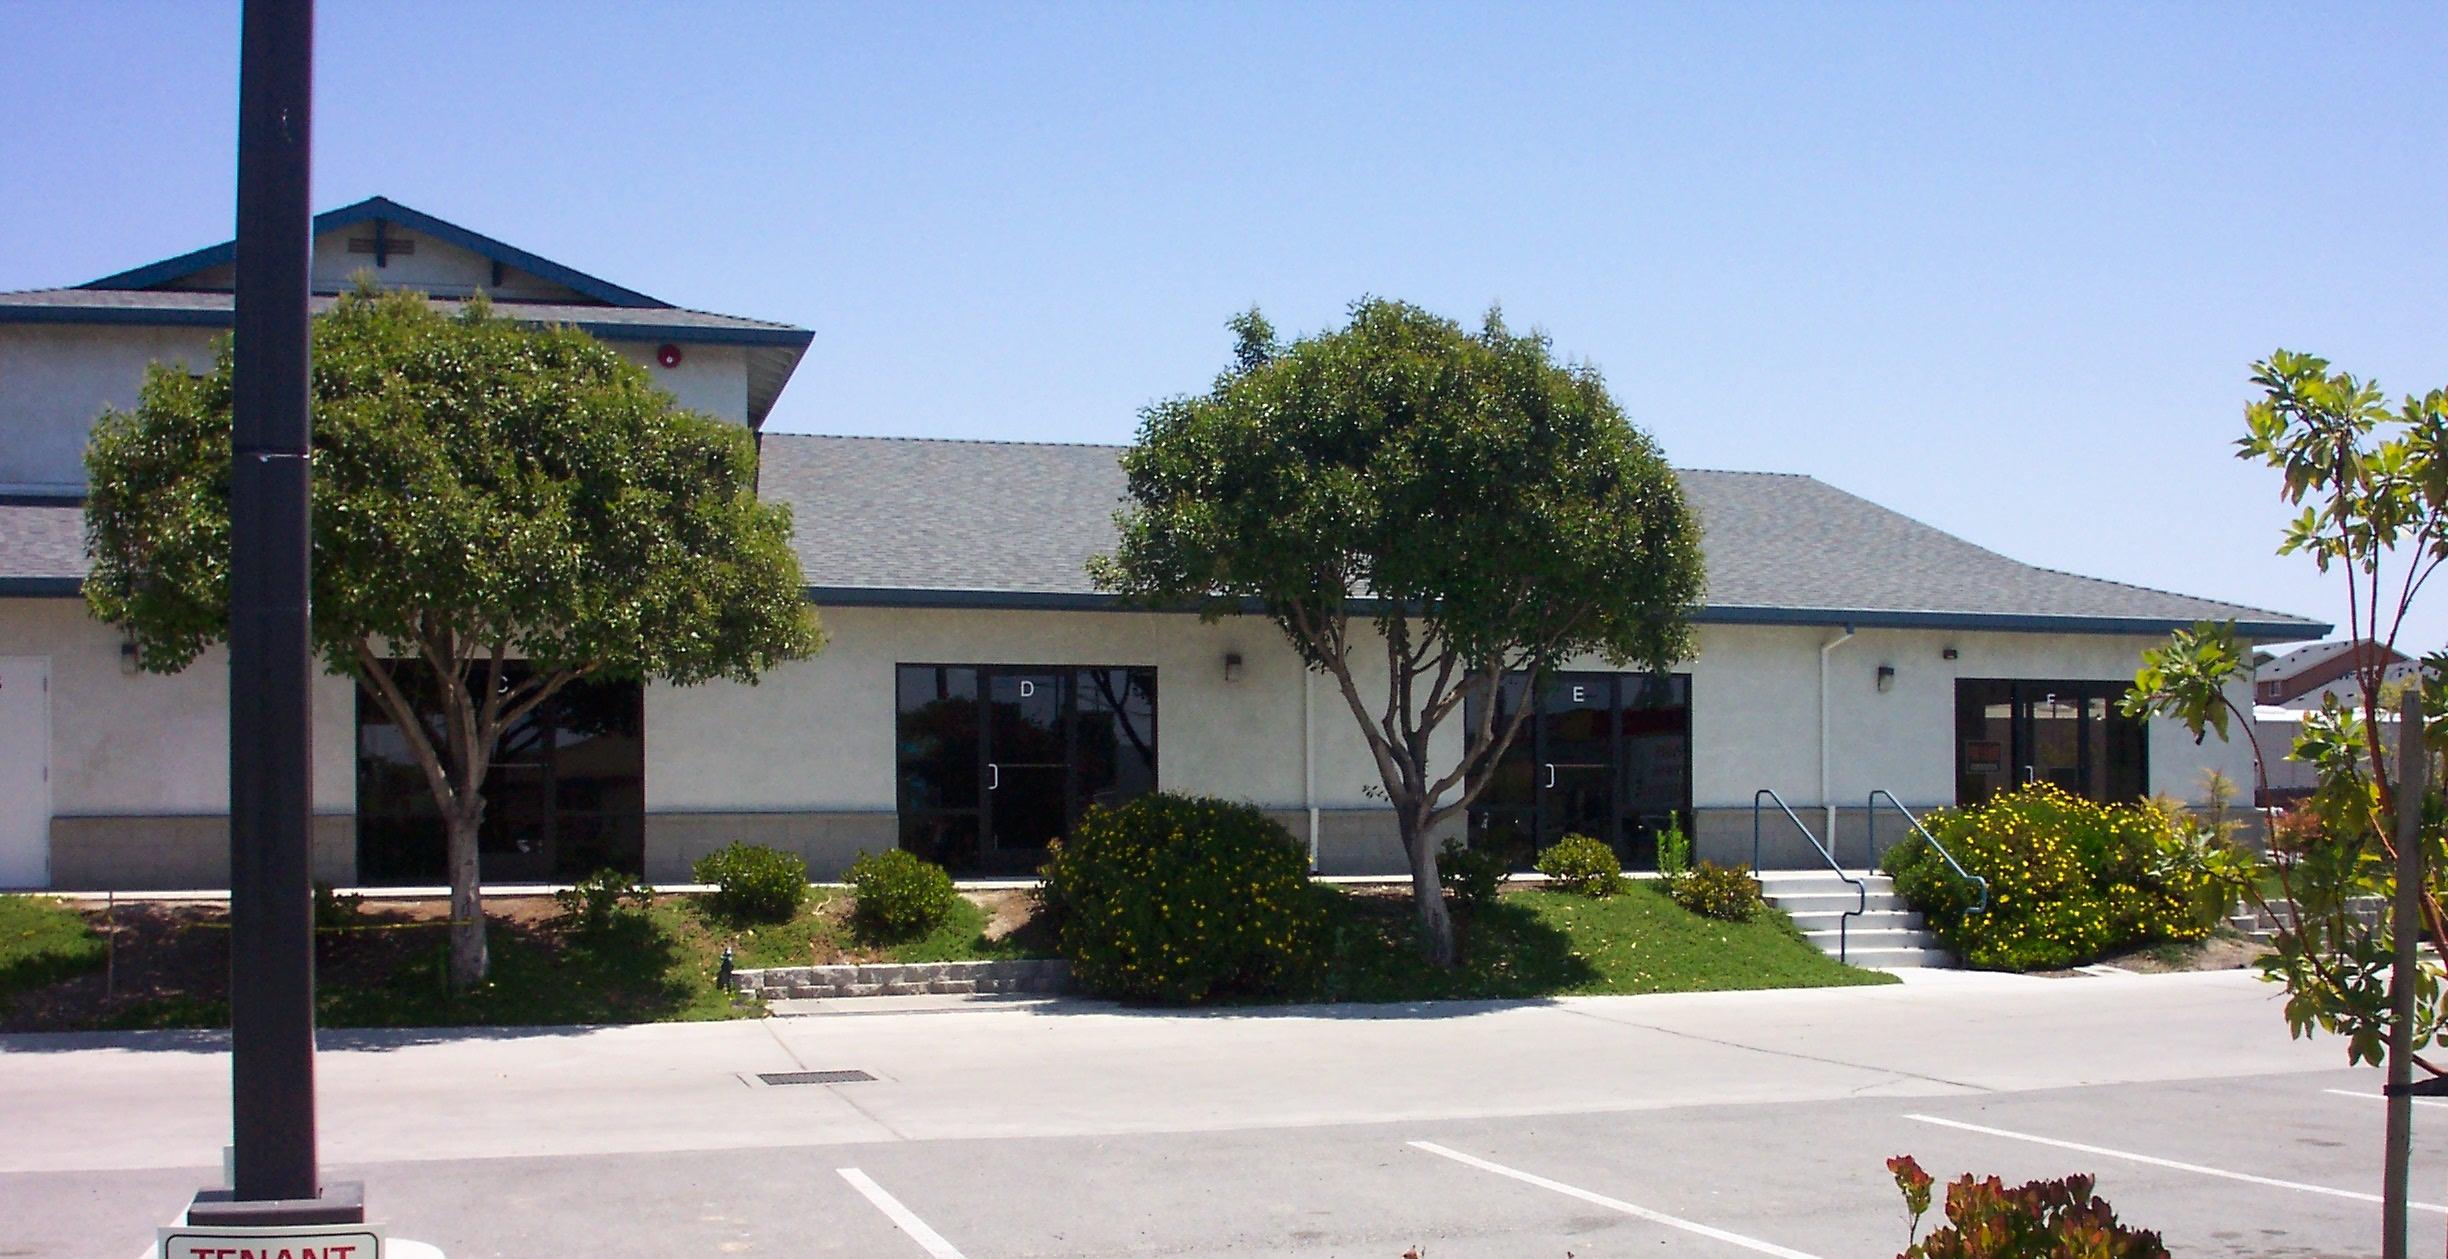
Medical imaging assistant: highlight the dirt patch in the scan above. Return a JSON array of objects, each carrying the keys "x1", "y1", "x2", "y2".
[
  {"x1": 2104, "y1": 931, "x2": 2267, "y2": 974},
  {"x1": 971, "y1": 889, "x2": 1038, "y2": 942}
]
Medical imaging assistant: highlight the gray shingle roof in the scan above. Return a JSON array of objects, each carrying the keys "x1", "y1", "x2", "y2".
[
  {"x1": 0, "y1": 503, "x2": 85, "y2": 583},
  {"x1": 760, "y1": 434, "x2": 2325, "y2": 637},
  {"x1": 4, "y1": 433, "x2": 2328, "y2": 637}
]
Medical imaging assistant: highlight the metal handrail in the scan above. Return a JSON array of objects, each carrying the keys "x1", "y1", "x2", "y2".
[
  {"x1": 1754, "y1": 788, "x2": 1867, "y2": 963},
  {"x1": 1867, "y1": 790, "x2": 1988, "y2": 916}
]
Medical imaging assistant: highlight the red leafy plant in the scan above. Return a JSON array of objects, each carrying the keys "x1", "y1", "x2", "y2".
[{"x1": 1888, "y1": 1155, "x2": 2168, "y2": 1258}]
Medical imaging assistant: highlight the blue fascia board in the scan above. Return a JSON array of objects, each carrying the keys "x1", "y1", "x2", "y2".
[
  {"x1": 0, "y1": 301, "x2": 812, "y2": 349},
  {"x1": 80, "y1": 196, "x2": 667, "y2": 308},
  {"x1": 0, "y1": 577, "x2": 82, "y2": 598},
  {"x1": 801, "y1": 585, "x2": 2328, "y2": 640}
]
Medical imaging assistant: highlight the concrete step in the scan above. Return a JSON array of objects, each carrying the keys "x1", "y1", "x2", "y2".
[
  {"x1": 1785, "y1": 908, "x2": 1925, "y2": 930},
  {"x1": 1832, "y1": 945, "x2": 1953, "y2": 969},
  {"x1": 1798, "y1": 926, "x2": 1940, "y2": 947},
  {"x1": 1766, "y1": 892, "x2": 1911, "y2": 915}
]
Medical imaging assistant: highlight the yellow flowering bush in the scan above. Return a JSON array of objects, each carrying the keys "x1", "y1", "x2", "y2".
[
  {"x1": 1039, "y1": 793, "x2": 1324, "y2": 1004},
  {"x1": 1881, "y1": 784, "x2": 2227, "y2": 970}
]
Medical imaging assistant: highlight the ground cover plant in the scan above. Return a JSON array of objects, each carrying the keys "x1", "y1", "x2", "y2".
[
  {"x1": 1040, "y1": 793, "x2": 1325, "y2": 1004},
  {"x1": 1881, "y1": 784, "x2": 2225, "y2": 970}
]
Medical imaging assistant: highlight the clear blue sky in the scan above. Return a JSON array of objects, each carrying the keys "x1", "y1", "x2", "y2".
[{"x1": 6, "y1": 3, "x2": 2443, "y2": 652}]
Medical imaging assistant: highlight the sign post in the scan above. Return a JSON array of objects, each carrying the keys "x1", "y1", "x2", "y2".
[{"x1": 166, "y1": 0, "x2": 378, "y2": 1250}]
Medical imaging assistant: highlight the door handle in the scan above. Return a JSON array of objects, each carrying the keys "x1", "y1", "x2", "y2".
[
  {"x1": 988, "y1": 763, "x2": 1001, "y2": 791},
  {"x1": 1543, "y1": 763, "x2": 1558, "y2": 789}
]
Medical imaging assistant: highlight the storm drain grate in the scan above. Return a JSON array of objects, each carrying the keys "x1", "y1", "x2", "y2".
[{"x1": 759, "y1": 1069, "x2": 876, "y2": 1086}]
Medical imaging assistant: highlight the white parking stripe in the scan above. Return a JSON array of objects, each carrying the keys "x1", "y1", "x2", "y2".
[
  {"x1": 837, "y1": 1168, "x2": 969, "y2": 1259},
  {"x1": 2326, "y1": 1088, "x2": 2448, "y2": 1111},
  {"x1": 1408, "y1": 1140, "x2": 1823, "y2": 1258},
  {"x1": 1904, "y1": 1113, "x2": 2448, "y2": 1214}
]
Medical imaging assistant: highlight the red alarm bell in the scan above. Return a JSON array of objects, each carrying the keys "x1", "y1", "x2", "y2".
[{"x1": 656, "y1": 343, "x2": 683, "y2": 368}]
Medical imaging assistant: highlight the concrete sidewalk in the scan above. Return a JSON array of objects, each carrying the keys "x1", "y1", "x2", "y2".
[{"x1": 0, "y1": 970, "x2": 2324, "y2": 1175}]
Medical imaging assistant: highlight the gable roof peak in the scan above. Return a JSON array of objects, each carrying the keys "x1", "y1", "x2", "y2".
[{"x1": 78, "y1": 195, "x2": 668, "y2": 309}]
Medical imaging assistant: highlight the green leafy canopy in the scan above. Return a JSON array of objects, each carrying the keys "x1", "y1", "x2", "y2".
[
  {"x1": 82, "y1": 285, "x2": 823, "y2": 685},
  {"x1": 1091, "y1": 298, "x2": 1704, "y2": 680}
]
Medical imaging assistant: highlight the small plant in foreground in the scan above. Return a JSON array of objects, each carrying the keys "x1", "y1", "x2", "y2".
[
  {"x1": 691, "y1": 842, "x2": 808, "y2": 924},
  {"x1": 312, "y1": 881, "x2": 365, "y2": 931},
  {"x1": 1437, "y1": 839, "x2": 1510, "y2": 918},
  {"x1": 1654, "y1": 816, "x2": 1693, "y2": 878},
  {"x1": 847, "y1": 849, "x2": 960, "y2": 941},
  {"x1": 1888, "y1": 1154, "x2": 2168, "y2": 1257},
  {"x1": 554, "y1": 868, "x2": 655, "y2": 938},
  {"x1": 1670, "y1": 861, "x2": 1764, "y2": 922},
  {"x1": 1535, "y1": 834, "x2": 1626, "y2": 897}
]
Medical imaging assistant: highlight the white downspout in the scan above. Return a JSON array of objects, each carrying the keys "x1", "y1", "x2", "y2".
[
  {"x1": 1820, "y1": 626, "x2": 1856, "y2": 856},
  {"x1": 1303, "y1": 666, "x2": 1320, "y2": 870}
]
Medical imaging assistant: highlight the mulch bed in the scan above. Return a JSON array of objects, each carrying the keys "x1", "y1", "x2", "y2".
[{"x1": 1, "y1": 896, "x2": 560, "y2": 1033}]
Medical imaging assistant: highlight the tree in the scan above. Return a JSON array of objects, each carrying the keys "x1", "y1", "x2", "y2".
[
  {"x1": 2123, "y1": 350, "x2": 2448, "y2": 1256},
  {"x1": 1092, "y1": 299, "x2": 1704, "y2": 965},
  {"x1": 84, "y1": 286, "x2": 823, "y2": 988}
]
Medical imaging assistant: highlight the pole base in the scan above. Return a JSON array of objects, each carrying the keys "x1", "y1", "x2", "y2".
[{"x1": 184, "y1": 1180, "x2": 365, "y2": 1227}]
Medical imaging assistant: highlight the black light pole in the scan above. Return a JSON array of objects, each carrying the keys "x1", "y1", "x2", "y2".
[{"x1": 186, "y1": 0, "x2": 360, "y2": 1227}]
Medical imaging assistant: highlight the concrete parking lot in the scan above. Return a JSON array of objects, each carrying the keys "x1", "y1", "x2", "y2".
[{"x1": 0, "y1": 969, "x2": 2428, "y2": 1257}]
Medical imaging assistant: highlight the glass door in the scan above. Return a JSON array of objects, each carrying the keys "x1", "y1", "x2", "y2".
[
  {"x1": 1537, "y1": 672, "x2": 1615, "y2": 847},
  {"x1": 1467, "y1": 670, "x2": 1693, "y2": 871},
  {"x1": 1953, "y1": 679, "x2": 2148, "y2": 806},
  {"x1": 985, "y1": 669, "x2": 1070, "y2": 869}
]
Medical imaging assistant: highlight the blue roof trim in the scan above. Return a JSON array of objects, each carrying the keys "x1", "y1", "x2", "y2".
[
  {"x1": 801, "y1": 585, "x2": 2328, "y2": 640},
  {"x1": 80, "y1": 196, "x2": 667, "y2": 308},
  {"x1": 0, "y1": 577, "x2": 82, "y2": 599},
  {"x1": 0, "y1": 301, "x2": 812, "y2": 349}
]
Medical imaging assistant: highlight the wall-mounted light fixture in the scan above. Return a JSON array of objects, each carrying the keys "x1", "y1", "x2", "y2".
[
  {"x1": 1224, "y1": 651, "x2": 1245, "y2": 683},
  {"x1": 1875, "y1": 664, "x2": 1896, "y2": 693},
  {"x1": 1941, "y1": 647, "x2": 1959, "y2": 661}
]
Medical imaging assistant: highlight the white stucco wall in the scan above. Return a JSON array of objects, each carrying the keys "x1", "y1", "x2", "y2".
[
  {"x1": 0, "y1": 324, "x2": 219, "y2": 491},
  {"x1": 612, "y1": 341, "x2": 748, "y2": 426},
  {"x1": 0, "y1": 598, "x2": 356, "y2": 817},
  {"x1": 645, "y1": 605, "x2": 1429, "y2": 817}
]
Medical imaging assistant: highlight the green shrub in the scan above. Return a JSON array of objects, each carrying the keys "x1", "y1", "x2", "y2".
[
  {"x1": 554, "y1": 868, "x2": 655, "y2": 937},
  {"x1": 1039, "y1": 792, "x2": 1324, "y2": 1004},
  {"x1": 312, "y1": 881, "x2": 365, "y2": 931},
  {"x1": 1669, "y1": 861, "x2": 1763, "y2": 922},
  {"x1": 690, "y1": 842, "x2": 808, "y2": 924},
  {"x1": 1882, "y1": 784, "x2": 2229, "y2": 971},
  {"x1": 1889, "y1": 1154, "x2": 2168, "y2": 1257},
  {"x1": 1654, "y1": 817, "x2": 1693, "y2": 878},
  {"x1": 1535, "y1": 834, "x2": 1626, "y2": 897},
  {"x1": 847, "y1": 849, "x2": 960, "y2": 940},
  {"x1": 1438, "y1": 839, "x2": 1511, "y2": 918}
]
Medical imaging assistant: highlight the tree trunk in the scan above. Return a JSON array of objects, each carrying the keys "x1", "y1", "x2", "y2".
[
  {"x1": 444, "y1": 808, "x2": 488, "y2": 989},
  {"x1": 1399, "y1": 803, "x2": 1456, "y2": 967}
]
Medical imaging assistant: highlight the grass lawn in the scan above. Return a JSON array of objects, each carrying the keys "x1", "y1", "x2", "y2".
[
  {"x1": 4, "y1": 879, "x2": 1888, "y2": 1030},
  {"x1": 1319, "y1": 882, "x2": 1898, "y2": 1003},
  {"x1": 1, "y1": 888, "x2": 1052, "y2": 1034},
  {"x1": 0, "y1": 896, "x2": 107, "y2": 1015}
]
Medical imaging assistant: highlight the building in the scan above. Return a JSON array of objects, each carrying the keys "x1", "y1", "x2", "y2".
[
  {"x1": 2254, "y1": 639, "x2": 2406, "y2": 706},
  {"x1": 0, "y1": 200, "x2": 2327, "y2": 891}
]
